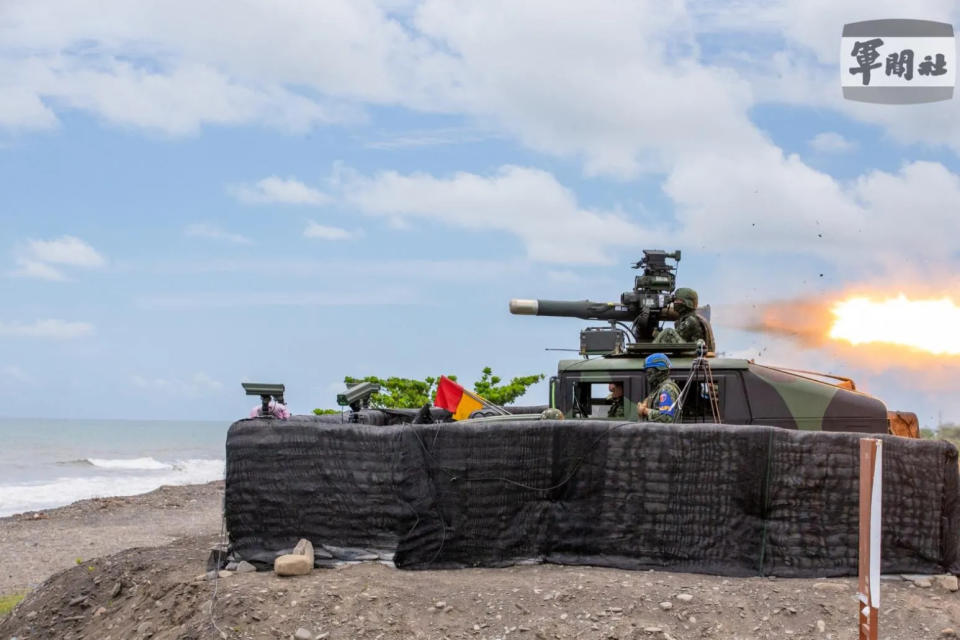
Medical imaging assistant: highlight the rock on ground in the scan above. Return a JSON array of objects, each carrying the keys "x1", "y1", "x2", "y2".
[{"x1": 274, "y1": 554, "x2": 312, "y2": 577}]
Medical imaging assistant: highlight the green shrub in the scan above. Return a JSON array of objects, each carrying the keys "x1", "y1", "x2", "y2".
[
  {"x1": 0, "y1": 592, "x2": 26, "y2": 618},
  {"x1": 317, "y1": 367, "x2": 544, "y2": 411}
]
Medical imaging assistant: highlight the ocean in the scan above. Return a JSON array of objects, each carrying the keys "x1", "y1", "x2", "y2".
[{"x1": 0, "y1": 417, "x2": 229, "y2": 517}]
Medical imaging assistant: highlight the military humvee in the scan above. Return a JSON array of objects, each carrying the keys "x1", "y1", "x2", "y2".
[
  {"x1": 549, "y1": 352, "x2": 890, "y2": 433},
  {"x1": 510, "y1": 249, "x2": 918, "y2": 437}
]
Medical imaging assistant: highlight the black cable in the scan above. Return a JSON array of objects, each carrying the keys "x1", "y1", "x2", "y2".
[{"x1": 209, "y1": 511, "x2": 227, "y2": 637}]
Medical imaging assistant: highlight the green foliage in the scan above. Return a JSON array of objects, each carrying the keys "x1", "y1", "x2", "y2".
[
  {"x1": 342, "y1": 375, "x2": 455, "y2": 409},
  {"x1": 0, "y1": 592, "x2": 26, "y2": 618},
  {"x1": 938, "y1": 423, "x2": 960, "y2": 448},
  {"x1": 472, "y1": 367, "x2": 544, "y2": 406},
  {"x1": 317, "y1": 368, "x2": 543, "y2": 411},
  {"x1": 920, "y1": 423, "x2": 960, "y2": 448},
  {"x1": 313, "y1": 408, "x2": 340, "y2": 415}
]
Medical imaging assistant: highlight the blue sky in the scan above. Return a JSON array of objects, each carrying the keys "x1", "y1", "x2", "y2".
[{"x1": 2, "y1": 0, "x2": 960, "y2": 426}]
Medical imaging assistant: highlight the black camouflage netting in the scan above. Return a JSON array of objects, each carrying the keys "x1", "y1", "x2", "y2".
[{"x1": 224, "y1": 416, "x2": 960, "y2": 577}]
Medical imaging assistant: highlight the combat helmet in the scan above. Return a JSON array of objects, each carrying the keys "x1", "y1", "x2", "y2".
[
  {"x1": 643, "y1": 353, "x2": 671, "y2": 370},
  {"x1": 674, "y1": 287, "x2": 698, "y2": 310}
]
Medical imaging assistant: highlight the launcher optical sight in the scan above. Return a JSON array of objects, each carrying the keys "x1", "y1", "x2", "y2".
[
  {"x1": 510, "y1": 249, "x2": 684, "y2": 341},
  {"x1": 337, "y1": 381, "x2": 381, "y2": 412},
  {"x1": 242, "y1": 382, "x2": 286, "y2": 416}
]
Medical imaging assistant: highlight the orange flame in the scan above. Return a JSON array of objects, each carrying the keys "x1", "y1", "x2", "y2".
[{"x1": 829, "y1": 295, "x2": 960, "y2": 356}]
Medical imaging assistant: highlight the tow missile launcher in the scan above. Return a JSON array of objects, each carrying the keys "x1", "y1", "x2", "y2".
[
  {"x1": 508, "y1": 249, "x2": 916, "y2": 437},
  {"x1": 510, "y1": 249, "x2": 712, "y2": 357},
  {"x1": 510, "y1": 249, "x2": 685, "y2": 343}
]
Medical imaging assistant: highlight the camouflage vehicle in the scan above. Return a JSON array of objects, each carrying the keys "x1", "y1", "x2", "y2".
[{"x1": 510, "y1": 249, "x2": 918, "y2": 438}]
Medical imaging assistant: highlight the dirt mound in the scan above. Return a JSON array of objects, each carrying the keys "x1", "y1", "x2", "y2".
[
  {"x1": 0, "y1": 481, "x2": 224, "y2": 595},
  {"x1": 3, "y1": 535, "x2": 960, "y2": 640},
  {"x1": 0, "y1": 535, "x2": 219, "y2": 640}
]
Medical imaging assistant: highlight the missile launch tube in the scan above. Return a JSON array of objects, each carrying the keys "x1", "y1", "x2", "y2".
[{"x1": 509, "y1": 299, "x2": 637, "y2": 321}]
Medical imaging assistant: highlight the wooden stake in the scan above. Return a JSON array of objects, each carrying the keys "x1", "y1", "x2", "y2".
[{"x1": 858, "y1": 438, "x2": 882, "y2": 640}]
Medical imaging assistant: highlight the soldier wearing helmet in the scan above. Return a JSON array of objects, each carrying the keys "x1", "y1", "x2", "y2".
[
  {"x1": 606, "y1": 382, "x2": 625, "y2": 418},
  {"x1": 637, "y1": 353, "x2": 681, "y2": 423},
  {"x1": 540, "y1": 407, "x2": 564, "y2": 420},
  {"x1": 653, "y1": 287, "x2": 716, "y2": 352}
]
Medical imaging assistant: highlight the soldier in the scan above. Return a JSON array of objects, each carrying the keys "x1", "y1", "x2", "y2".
[
  {"x1": 637, "y1": 353, "x2": 681, "y2": 423},
  {"x1": 606, "y1": 382, "x2": 625, "y2": 418},
  {"x1": 540, "y1": 407, "x2": 564, "y2": 420},
  {"x1": 653, "y1": 287, "x2": 715, "y2": 352}
]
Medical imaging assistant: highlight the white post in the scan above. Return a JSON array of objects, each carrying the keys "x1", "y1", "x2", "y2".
[{"x1": 858, "y1": 438, "x2": 882, "y2": 640}]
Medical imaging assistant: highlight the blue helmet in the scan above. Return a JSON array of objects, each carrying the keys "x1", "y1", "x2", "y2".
[{"x1": 644, "y1": 353, "x2": 671, "y2": 370}]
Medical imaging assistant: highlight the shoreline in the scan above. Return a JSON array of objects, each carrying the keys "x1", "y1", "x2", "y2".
[
  {"x1": 0, "y1": 462, "x2": 225, "y2": 519},
  {"x1": 0, "y1": 480, "x2": 224, "y2": 594}
]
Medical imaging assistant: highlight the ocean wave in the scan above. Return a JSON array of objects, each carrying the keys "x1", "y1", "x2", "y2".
[
  {"x1": 0, "y1": 458, "x2": 224, "y2": 517},
  {"x1": 55, "y1": 458, "x2": 95, "y2": 467},
  {"x1": 55, "y1": 457, "x2": 172, "y2": 470},
  {"x1": 86, "y1": 457, "x2": 171, "y2": 470}
]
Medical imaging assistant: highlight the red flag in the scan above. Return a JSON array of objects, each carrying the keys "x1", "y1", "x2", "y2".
[{"x1": 435, "y1": 376, "x2": 484, "y2": 420}]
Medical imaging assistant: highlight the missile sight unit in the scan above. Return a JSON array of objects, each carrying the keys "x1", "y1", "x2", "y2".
[{"x1": 510, "y1": 249, "x2": 706, "y2": 356}]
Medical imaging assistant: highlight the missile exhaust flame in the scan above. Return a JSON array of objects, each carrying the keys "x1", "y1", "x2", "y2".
[
  {"x1": 734, "y1": 293, "x2": 960, "y2": 359},
  {"x1": 829, "y1": 295, "x2": 960, "y2": 356}
]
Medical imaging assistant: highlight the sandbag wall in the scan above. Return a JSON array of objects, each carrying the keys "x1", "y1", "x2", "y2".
[{"x1": 225, "y1": 416, "x2": 960, "y2": 577}]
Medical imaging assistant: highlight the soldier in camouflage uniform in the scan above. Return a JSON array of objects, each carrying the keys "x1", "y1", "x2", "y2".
[
  {"x1": 637, "y1": 353, "x2": 681, "y2": 423},
  {"x1": 653, "y1": 287, "x2": 715, "y2": 352},
  {"x1": 606, "y1": 382, "x2": 625, "y2": 418}
]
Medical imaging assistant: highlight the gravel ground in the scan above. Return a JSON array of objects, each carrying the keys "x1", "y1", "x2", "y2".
[
  {"x1": 0, "y1": 481, "x2": 224, "y2": 594},
  {"x1": 1, "y1": 482, "x2": 958, "y2": 640}
]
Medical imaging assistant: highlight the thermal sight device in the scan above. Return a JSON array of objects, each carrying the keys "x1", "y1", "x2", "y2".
[
  {"x1": 242, "y1": 382, "x2": 286, "y2": 417},
  {"x1": 337, "y1": 381, "x2": 381, "y2": 412}
]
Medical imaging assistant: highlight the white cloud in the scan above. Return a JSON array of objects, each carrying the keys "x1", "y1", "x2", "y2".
[
  {"x1": 412, "y1": 1, "x2": 762, "y2": 177},
  {"x1": 741, "y1": 0, "x2": 958, "y2": 66},
  {"x1": 24, "y1": 235, "x2": 106, "y2": 267},
  {"x1": 8, "y1": 235, "x2": 106, "y2": 281},
  {"x1": 0, "y1": 319, "x2": 95, "y2": 339},
  {"x1": 0, "y1": 365, "x2": 33, "y2": 383},
  {"x1": 0, "y1": 0, "x2": 764, "y2": 177},
  {"x1": 4, "y1": 0, "x2": 960, "y2": 175},
  {"x1": 4, "y1": 58, "x2": 349, "y2": 136},
  {"x1": 289, "y1": 148, "x2": 960, "y2": 272},
  {"x1": 131, "y1": 371, "x2": 223, "y2": 396},
  {"x1": 808, "y1": 132, "x2": 856, "y2": 154},
  {"x1": 303, "y1": 221, "x2": 357, "y2": 240},
  {"x1": 247, "y1": 131, "x2": 960, "y2": 273},
  {"x1": 664, "y1": 149, "x2": 960, "y2": 272},
  {"x1": 0, "y1": 1, "x2": 410, "y2": 135},
  {"x1": 691, "y1": 0, "x2": 960, "y2": 153},
  {"x1": 184, "y1": 223, "x2": 253, "y2": 245},
  {"x1": 0, "y1": 87, "x2": 58, "y2": 131},
  {"x1": 8, "y1": 259, "x2": 67, "y2": 281},
  {"x1": 342, "y1": 165, "x2": 647, "y2": 263},
  {"x1": 229, "y1": 177, "x2": 330, "y2": 205}
]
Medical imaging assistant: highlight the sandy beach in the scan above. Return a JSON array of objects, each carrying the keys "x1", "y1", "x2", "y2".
[
  {"x1": 1, "y1": 481, "x2": 959, "y2": 639},
  {"x1": 0, "y1": 481, "x2": 224, "y2": 595}
]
